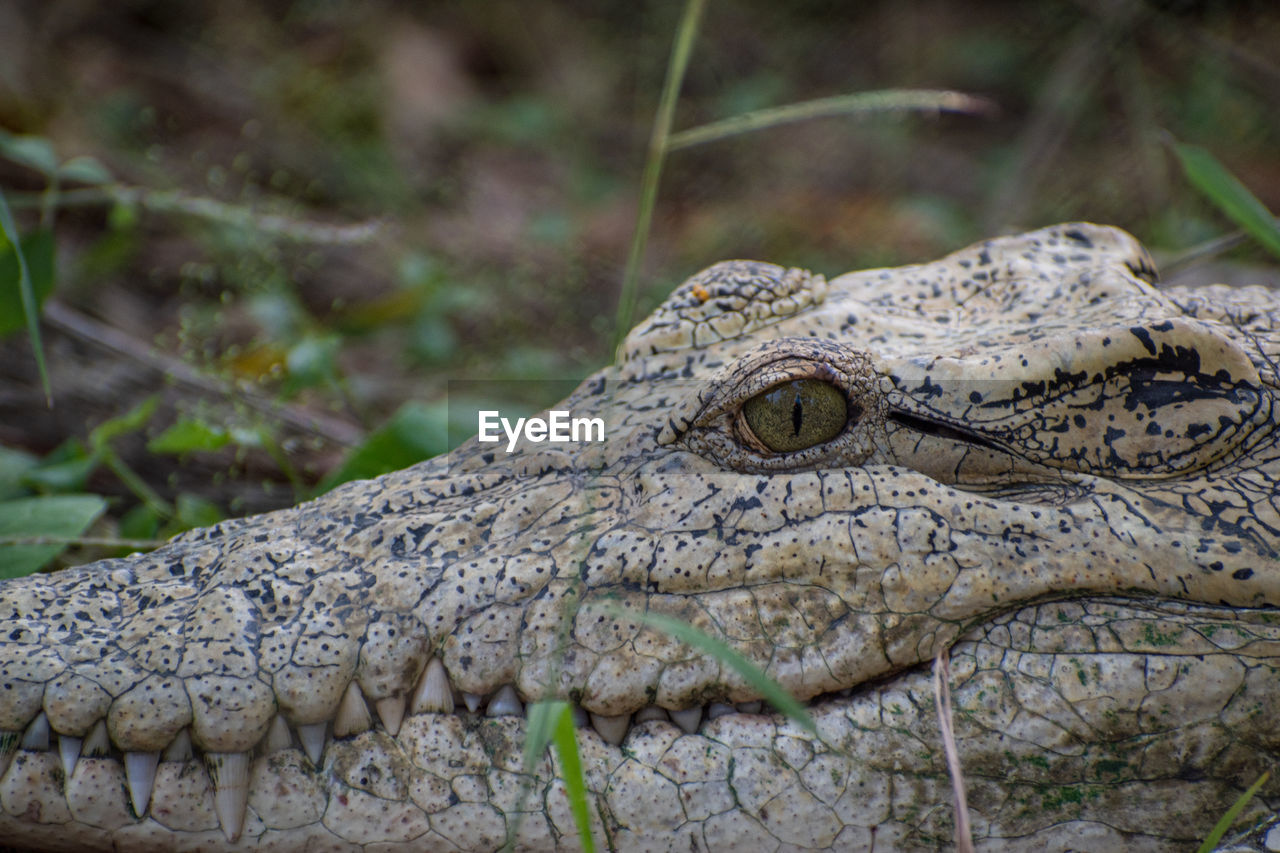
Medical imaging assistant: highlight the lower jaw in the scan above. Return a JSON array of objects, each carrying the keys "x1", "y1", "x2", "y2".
[{"x1": 0, "y1": 655, "x2": 1265, "y2": 853}]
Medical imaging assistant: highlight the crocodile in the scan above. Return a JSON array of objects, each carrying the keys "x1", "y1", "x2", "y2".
[{"x1": 1, "y1": 222, "x2": 1278, "y2": 852}]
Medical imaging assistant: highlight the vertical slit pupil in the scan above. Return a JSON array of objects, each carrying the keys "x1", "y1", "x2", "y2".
[{"x1": 791, "y1": 395, "x2": 804, "y2": 436}]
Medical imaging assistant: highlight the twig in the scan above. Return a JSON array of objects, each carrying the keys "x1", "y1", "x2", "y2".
[
  {"x1": 934, "y1": 647, "x2": 974, "y2": 853},
  {"x1": 41, "y1": 301, "x2": 365, "y2": 447}
]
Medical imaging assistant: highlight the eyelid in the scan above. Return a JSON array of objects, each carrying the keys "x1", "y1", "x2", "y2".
[
  {"x1": 656, "y1": 339, "x2": 883, "y2": 472},
  {"x1": 657, "y1": 340, "x2": 871, "y2": 446},
  {"x1": 701, "y1": 358, "x2": 846, "y2": 424}
]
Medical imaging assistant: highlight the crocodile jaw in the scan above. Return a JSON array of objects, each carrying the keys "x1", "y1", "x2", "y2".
[{"x1": 2, "y1": 597, "x2": 1276, "y2": 851}]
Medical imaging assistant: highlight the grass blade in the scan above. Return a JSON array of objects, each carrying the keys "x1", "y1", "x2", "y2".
[
  {"x1": 0, "y1": 495, "x2": 106, "y2": 578},
  {"x1": 515, "y1": 700, "x2": 596, "y2": 853},
  {"x1": 0, "y1": 188, "x2": 51, "y2": 404},
  {"x1": 549, "y1": 701, "x2": 596, "y2": 853},
  {"x1": 1195, "y1": 771, "x2": 1270, "y2": 853},
  {"x1": 520, "y1": 699, "x2": 559, "y2": 778},
  {"x1": 604, "y1": 605, "x2": 817, "y2": 736},
  {"x1": 668, "y1": 89, "x2": 997, "y2": 151},
  {"x1": 1174, "y1": 142, "x2": 1280, "y2": 261},
  {"x1": 505, "y1": 699, "x2": 558, "y2": 853},
  {"x1": 612, "y1": 0, "x2": 706, "y2": 349},
  {"x1": 933, "y1": 648, "x2": 973, "y2": 853}
]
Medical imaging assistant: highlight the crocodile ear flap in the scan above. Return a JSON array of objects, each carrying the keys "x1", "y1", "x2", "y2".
[
  {"x1": 617, "y1": 260, "x2": 826, "y2": 367},
  {"x1": 1012, "y1": 318, "x2": 1266, "y2": 478}
]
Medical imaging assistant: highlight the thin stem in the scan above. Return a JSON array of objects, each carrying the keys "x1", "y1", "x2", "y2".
[
  {"x1": 612, "y1": 0, "x2": 707, "y2": 351},
  {"x1": 0, "y1": 188, "x2": 51, "y2": 404},
  {"x1": 667, "y1": 89, "x2": 997, "y2": 151},
  {"x1": 934, "y1": 647, "x2": 974, "y2": 853},
  {"x1": 5, "y1": 185, "x2": 382, "y2": 244},
  {"x1": 0, "y1": 535, "x2": 165, "y2": 549},
  {"x1": 43, "y1": 301, "x2": 364, "y2": 448},
  {"x1": 99, "y1": 448, "x2": 175, "y2": 519}
]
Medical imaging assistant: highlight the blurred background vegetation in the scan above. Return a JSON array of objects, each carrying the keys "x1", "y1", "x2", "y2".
[{"x1": 0, "y1": 0, "x2": 1277, "y2": 574}]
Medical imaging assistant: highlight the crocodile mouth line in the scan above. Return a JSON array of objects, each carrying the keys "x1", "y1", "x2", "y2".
[{"x1": 0, "y1": 653, "x2": 854, "y2": 845}]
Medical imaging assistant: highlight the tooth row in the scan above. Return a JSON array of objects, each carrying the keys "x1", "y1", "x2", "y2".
[{"x1": 0, "y1": 655, "x2": 771, "y2": 842}]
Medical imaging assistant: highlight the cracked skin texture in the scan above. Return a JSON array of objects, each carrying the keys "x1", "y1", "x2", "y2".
[{"x1": 2, "y1": 223, "x2": 1279, "y2": 851}]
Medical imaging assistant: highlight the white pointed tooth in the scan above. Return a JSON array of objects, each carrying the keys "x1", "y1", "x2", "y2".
[
  {"x1": 375, "y1": 694, "x2": 406, "y2": 736},
  {"x1": 263, "y1": 715, "x2": 292, "y2": 754},
  {"x1": 125, "y1": 750, "x2": 160, "y2": 817},
  {"x1": 411, "y1": 658, "x2": 454, "y2": 714},
  {"x1": 634, "y1": 706, "x2": 668, "y2": 724},
  {"x1": 486, "y1": 686, "x2": 523, "y2": 717},
  {"x1": 297, "y1": 722, "x2": 327, "y2": 765},
  {"x1": 589, "y1": 712, "x2": 630, "y2": 746},
  {"x1": 333, "y1": 682, "x2": 373, "y2": 738},
  {"x1": 58, "y1": 734, "x2": 83, "y2": 776},
  {"x1": 669, "y1": 706, "x2": 702, "y2": 734},
  {"x1": 707, "y1": 702, "x2": 734, "y2": 721},
  {"x1": 207, "y1": 752, "x2": 250, "y2": 843},
  {"x1": 0, "y1": 730, "x2": 18, "y2": 778},
  {"x1": 736, "y1": 701, "x2": 763, "y2": 714},
  {"x1": 463, "y1": 692, "x2": 484, "y2": 712},
  {"x1": 83, "y1": 720, "x2": 110, "y2": 757},
  {"x1": 162, "y1": 728, "x2": 193, "y2": 763},
  {"x1": 20, "y1": 712, "x2": 50, "y2": 751}
]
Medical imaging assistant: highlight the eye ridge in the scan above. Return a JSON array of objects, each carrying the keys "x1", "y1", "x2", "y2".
[{"x1": 740, "y1": 378, "x2": 853, "y2": 453}]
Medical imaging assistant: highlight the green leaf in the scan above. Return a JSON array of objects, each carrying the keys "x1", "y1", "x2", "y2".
[
  {"x1": 283, "y1": 334, "x2": 341, "y2": 392},
  {"x1": 0, "y1": 190, "x2": 51, "y2": 400},
  {"x1": 1174, "y1": 143, "x2": 1280, "y2": 261},
  {"x1": 0, "y1": 229, "x2": 56, "y2": 336},
  {"x1": 0, "y1": 131, "x2": 59, "y2": 176},
  {"x1": 22, "y1": 455, "x2": 98, "y2": 494},
  {"x1": 148, "y1": 418, "x2": 232, "y2": 455},
  {"x1": 604, "y1": 606, "x2": 818, "y2": 737},
  {"x1": 317, "y1": 401, "x2": 447, "y2": 492},
  {"x1": 119, "y1": 503, "x2": 161, "y2": 542},
  {"x1": 58, "y1": 156, "x2": 114, "y2": 186},
  {"x1": 0, "y1": 495, "x2": 107, "y2": 578},
  {"x1": 89, "y1": 395, "x2": 159, "y2": 450},
  {"x1": 170, "y1": 493, "x2": 223, "y2": 532},
  {"x1": 1196, "y1": 771, "x2": 1270, "y2": 853},
  {"x1": 0, "y1": 446, "x2": 37, "y2": 501},
  {"x1": 21, "y1": 439, "x2": 97, "y2": 493}
]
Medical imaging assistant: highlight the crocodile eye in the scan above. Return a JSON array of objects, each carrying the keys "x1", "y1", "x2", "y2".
[{"x1": 741, "y1": 379, "x2": 852, "y2": 452}]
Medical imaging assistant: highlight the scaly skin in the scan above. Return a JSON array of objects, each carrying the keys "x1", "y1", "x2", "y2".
[{"x1": 1, "y1": 223, "x2": 1277, "y2": 851}]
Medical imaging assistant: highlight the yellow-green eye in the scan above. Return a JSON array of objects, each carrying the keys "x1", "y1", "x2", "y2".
[{"x1": 742, "y1": 379, "x2": 850, "y2": 452}]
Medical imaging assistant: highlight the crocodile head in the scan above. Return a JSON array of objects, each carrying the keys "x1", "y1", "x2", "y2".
[{"x1": 2, "y1": 223, "x2": 1277, "y2": 851}]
